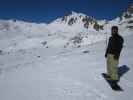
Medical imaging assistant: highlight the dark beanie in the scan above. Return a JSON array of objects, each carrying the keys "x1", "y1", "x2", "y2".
[{"x1": 112, "y1": 26, "x2": 118, "y2": 30}]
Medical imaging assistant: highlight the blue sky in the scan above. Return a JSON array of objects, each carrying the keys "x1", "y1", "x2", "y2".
[{"x1": 0, "y1": 0, "x2": 132, "y2": 23}]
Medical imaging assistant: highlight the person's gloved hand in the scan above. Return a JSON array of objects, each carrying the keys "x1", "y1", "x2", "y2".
[{"x1": 105, "y1": 53, "x2": 107, "y2": 58}]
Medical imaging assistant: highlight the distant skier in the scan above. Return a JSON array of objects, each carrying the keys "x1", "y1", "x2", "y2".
[{"x1": 105, "y1": 26, "x2": 124, "y2": 83}]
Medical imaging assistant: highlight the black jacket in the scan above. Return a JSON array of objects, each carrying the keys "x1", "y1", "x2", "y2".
[{"x1": 105, "y1": 34, "x2": 124, "y2": 59}]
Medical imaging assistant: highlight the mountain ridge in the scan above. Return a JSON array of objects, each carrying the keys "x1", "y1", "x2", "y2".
[{"x1": 0, "y1": 4, "x2": 132, "y2": 49}]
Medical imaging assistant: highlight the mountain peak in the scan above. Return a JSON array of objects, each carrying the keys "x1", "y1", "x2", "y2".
[
  {"x1": 70, "y1": 11, "x2": 86, "y2": 17},
  {"x1": 71, "y1": 11, "x2": 79, "y2": 15},
  {"x1": 49, "y1": 11, "x2": 104, "y2": 31},
  {"x1": 56, "y1": 12, "x2": 95, "y2": 27},
  {"x1": 62, "y1": 11, "x2": 86, "y2": 17}
]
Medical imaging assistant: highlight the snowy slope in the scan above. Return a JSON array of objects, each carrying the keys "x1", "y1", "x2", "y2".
[
  {"x1": 0, "y1": 20, "x2": 49, "y2": 39},
  {"x1": 0, "y1": 33, "x2": 133, "y2": 100}
]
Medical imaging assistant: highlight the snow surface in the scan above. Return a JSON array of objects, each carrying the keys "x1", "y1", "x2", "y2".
[{"x1": 0, "y1": 31, "x2": 133, "y2": 100}]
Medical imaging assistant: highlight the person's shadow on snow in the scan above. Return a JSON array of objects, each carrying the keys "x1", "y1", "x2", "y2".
[{"x1": 118, "y1": 65, "x2": 130, "y2": 79}]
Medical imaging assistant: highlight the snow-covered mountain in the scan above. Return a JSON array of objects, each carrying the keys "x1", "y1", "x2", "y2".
[
  {"x1": 0, "y1": 20, "x2": 50, "y2": 51},
  {"x1": 0, "y1": 19, "x2": 49, "y2": 39},
  {"x1": 102, "y1": 4, "x2": 133, "y2": 41},
  {"x1": 46, "y1": 6, "x2": 133, "y2": 47},
  {"x1": 47, "y1": 11, "x2": 104, "y2": 33},
  {"x1": 0, "y1": 4, "x2": 133, "y2": 50}
]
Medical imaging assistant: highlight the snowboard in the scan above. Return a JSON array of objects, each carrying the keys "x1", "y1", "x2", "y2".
[{"x1": 102, "y1": 73, "x2": 123, "y2": 91}]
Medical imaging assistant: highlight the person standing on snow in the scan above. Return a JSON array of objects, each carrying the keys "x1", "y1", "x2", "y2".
[{"x1": 105, "y1": 26, "x2": 124, "y2": 82}]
